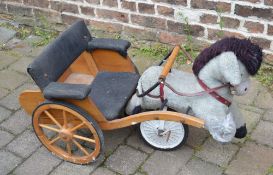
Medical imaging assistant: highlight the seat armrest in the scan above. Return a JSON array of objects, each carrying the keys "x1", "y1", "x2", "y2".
[
  {"x1": 87, "y1": 38, "x2": 131, "y2": 57},
  {"x1": 43, "y1": 82, "x2": 91, "y2": 100}
]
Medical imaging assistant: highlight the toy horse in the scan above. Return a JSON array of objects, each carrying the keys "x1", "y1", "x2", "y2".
[{"x1": 126, "y1": 37, "x2": 263, "y2": 143}]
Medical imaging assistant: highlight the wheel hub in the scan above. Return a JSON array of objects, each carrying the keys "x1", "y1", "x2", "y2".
[
  {"x1": 157, "y1": 129, "x2": 165, "y2": 136},
  {"x1": 59, "y1": 129, "x2": 73, "y2": 142}
]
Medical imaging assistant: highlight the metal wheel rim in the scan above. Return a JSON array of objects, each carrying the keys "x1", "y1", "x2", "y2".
[
  {"x1": 140, "y1": 120, "x2": 185, "y2": 149},
  {"x1": 33, "y1": 104, "x2": 101, "y2": 164}
]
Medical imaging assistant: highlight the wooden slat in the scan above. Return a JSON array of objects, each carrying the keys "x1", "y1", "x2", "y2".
[
  {"x1": 99, "y1": 111, "x2": 205, "y2": 130},
  {"x1": 82, "y1": 51, "x2": 98, "y2": 76}
]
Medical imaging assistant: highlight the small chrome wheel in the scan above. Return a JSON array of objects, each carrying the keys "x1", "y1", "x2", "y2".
[
  {"x1": 32, "y1": 102, "x2": 104, "y2": 164},
  {"x1": 139, "y1": 120, "x2": 188, "y2": 150}
]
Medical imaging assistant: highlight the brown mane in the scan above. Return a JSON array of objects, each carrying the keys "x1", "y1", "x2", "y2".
[{"x1": 192, "y1": 37, "x2": 263, "y2": 76}]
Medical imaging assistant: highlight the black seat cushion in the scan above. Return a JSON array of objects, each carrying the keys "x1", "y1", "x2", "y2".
[
  {"x1": 87, "y1": 38, "x2": 131, "y2": 57},
  {"x1": 44, "y1": 82, "x2": 92, "y2": 100},
  {"x1": 27, "y1": 20, "x2": 92, "y2": 90},
  {"x1": 89, "y1": 72, "x2": 140, "y2": 120}
]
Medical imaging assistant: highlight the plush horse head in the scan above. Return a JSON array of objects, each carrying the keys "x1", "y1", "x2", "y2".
[{"x1": 192, "y1": 37, "x2": 263, "y2": 96}]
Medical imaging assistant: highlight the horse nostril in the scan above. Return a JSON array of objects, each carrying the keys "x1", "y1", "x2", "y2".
[{"x1": 245, "y1": 88, "x2": 248, "y2": 91}]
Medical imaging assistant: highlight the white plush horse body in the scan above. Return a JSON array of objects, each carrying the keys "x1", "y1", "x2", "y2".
[{"x1": 126, "y1": 51, "x2": 251, "y2": 142}]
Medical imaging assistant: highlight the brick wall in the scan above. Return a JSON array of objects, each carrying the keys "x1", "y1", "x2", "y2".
[{"x1": 1, "y1": 0, "x2": 273, "y2": 61}]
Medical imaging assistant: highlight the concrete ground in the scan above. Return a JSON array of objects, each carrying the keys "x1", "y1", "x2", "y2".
[{"x1": 0, "y1": 25, "x2": 273, "y2": 175}]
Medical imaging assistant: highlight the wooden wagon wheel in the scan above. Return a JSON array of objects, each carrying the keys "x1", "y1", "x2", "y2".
[{"x1": 32, "y1": 102, "x2": 104, "y2": 164}]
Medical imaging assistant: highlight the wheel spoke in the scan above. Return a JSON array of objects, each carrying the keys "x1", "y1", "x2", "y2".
[
  {"x1": 66, "y1": 142, "x2": 72, "y2": 155},
  {"x1": 70, "y1": 122, "x2": 85, "y2": 132},
  {"x1": 44, "y1": 110, "x2": 62, "y2": 128},
  {"x1": 49, "y1": 136, "x2": 61, "y2": 145},
  {"x1": 72, "y1": 139, "x2": 89, "y2": 156},
  {"x1": 39, "y1": 124, "x2": 60, "y2": 133},
  {"x1": 73, "y1": 134, "x2": 95, "y2": 143},
  {"x1": 63, "y1": 111, "x2": 68, "y2": 128}
]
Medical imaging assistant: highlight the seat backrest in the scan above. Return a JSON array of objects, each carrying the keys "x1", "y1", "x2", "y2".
[{"x1": 27, "y1": 20, "x2": 92, "y2": 90}]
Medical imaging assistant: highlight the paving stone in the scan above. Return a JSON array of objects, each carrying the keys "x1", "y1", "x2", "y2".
[
  {"x1": 126, "y1": 130, "x2": 154, "y2": 154},
  {"x1": 0, "y1": 51, "x2": 18, "y2": 70},
  {"x1": 51, "y1": 159, "x2": 103, "y2": 175},
  {"x1": 9, "y1": 36, "x2": 39, "y2": 57},
  {"x1": 135, "y1": 172, "x2": 145, "y2": 175},
  {"x1": 263, "y1": 109, "x2": 273, "y2": 122},
  {"x1": 9, "y1": 56, "x2": 35, "y2": 74},
  {"x1": 4, "y1": 38, "x2": 22, "y2": 50},
  {"x1": 186, "y1": 126, "x2": 209, "y2": 149},
  {"x1": 0, "y1": 83, "x2": 38, "y2": 110},
  {"x1": 0, "y1": 88, "x2": 9, "y2": 99},
  {"x1": 0, "y1": 109, "x2": 31, "y2": 135},
  {"x1": 0, "y1": 130, "x2": 14, "y2": 148},
  {"x1": 196, "y1": 138, "x2": 239, "y2": 167},
  {"x1": 0, "y1": 106, "x2": 12, "y2": 123},
  {"x1": 177, "y1": 157, "x2": 223, "y2": 175},
  {"x1": 234, "y1": 79, "x2": 260, "y2": 105},
  {"x1": 104, "y1": 128, "x2": 132, "y2": 156},
  {"x1": 28, "y1": 46, "x2": 45, "y2": 57},
  {"x1": 238, "y1": 104, "x2": 264, "y2": 114},
  {"x1": 242, "y1": 109, "x2": 261, "y2": 131},
  {"x1": 232, "y1": 108, "x2": 261, "y2": 143},
  {"x1": 0, "y1": 70, "x2": 28, "y2": 90},
  {"x1": 7, "y1": 129, "x2": 41, "y2": 158},
  {"x1": 0, "y1": 27, "x2": 16, "y2": 44},
  {"x1": 226, "y1": 142, "x2": 273, "y2": 175},
  {"x1": 131, "y1": 55, "x2": 158, "y2": 74},
  {"x1": 254, "y1": 87, "x2": 273, "y2": 109},
  {"x1": 0, "y1": 150, "x2": 22, "y2": 175},
  {"x1": 13, "y1": 147, "x2": 62, "y2": 175},
  {"x1": 142, "y1": 146, "x2": 193, "y2": 175},
  {"x1": 106, "y1": 145, "x2": 148, "y2": 175},
  {"x1": 251, "y1": 120, "x2": 273, "y2": 148},
  {"x1": 91, "y1": 167, "x2": 116, "y2": 175}
]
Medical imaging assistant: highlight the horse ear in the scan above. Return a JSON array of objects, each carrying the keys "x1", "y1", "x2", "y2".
[{"x1": 219, "y1": 52, "x2": 241, "y2": 86}]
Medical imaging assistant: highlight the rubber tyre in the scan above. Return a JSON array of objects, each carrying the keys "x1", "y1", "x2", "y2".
[
  {"x1": 138, "y1": 120, "x2": 188, "y2": 151},
  {"x1": 32, "y1": 101, "x2": 104, "y2": 164}
]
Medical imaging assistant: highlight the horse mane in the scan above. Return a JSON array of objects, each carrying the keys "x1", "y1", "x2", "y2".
[{"x1": 192, "y1": 37, "x2": 263, "y2": 76}]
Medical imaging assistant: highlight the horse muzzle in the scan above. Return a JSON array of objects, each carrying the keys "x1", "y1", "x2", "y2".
[{"x1": 230, "y1": 80, "x2": 250, "y2": 96}]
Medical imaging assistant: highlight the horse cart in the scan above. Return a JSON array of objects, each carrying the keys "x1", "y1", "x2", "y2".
[{"x1": 19, "y1": 20, "x2": 204, "y2": 164}]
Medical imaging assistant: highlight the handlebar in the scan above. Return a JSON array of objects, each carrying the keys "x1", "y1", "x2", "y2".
[{"x1": 159, "y1": 45, "x2": 180, "y2": 80}]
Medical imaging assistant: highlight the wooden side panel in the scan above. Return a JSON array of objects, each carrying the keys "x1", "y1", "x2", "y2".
[
  {"x1": 19, "y1": 90, "x2": 45, "y2": 115},
  {"x1": 65, "y1": 98, "x2": 107, "y2": 123},
  {"x1": 69, "y1": 53, "x2": 91, "y2": 75},
  {"x1": 58, "y1": 68, "x2": 72, "y2": 82},
  {"x1": 58, "y1": 51, "x2": 98, "y2": 82},
  {"x1": 91, "y1": 50, "x2": 135, "y2": 72},
  {"x1": 19, "y1": 90, "x2": 107, "y2": 123}
]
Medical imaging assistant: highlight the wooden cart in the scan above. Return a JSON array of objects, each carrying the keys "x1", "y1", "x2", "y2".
[{"x1": 19, "y1": 20, "x2": 204, "y2": 164}]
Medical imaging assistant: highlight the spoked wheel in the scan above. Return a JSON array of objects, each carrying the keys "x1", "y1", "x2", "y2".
[
  {"x1": 139, "y1": 120, "x2": 188, "y2": 150},
  {"x1": 32, "y1": 102, "x2": 104, "y2": 164}
]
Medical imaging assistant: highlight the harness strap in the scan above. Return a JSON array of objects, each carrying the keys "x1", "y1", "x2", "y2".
[
  {"x1": 146, "y1": 79, "x2": 231, "y2": 107},
  {"x1": 159, "y1": 82, "x2": 165, "y2": 102},
  {"x1": 197, "y1": 78, "x2": 231, "y2": 106},
  {"x1": 165, "y1": 82, "x2": 229, "y2": 97}
]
